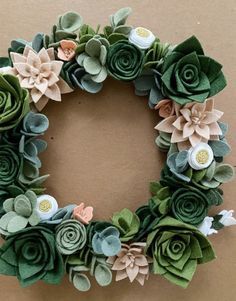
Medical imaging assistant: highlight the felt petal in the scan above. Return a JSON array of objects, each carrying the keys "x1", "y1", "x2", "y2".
[
  {"x1": 14, "y1": 63, "x2": 31, "y2": 77},
  {"x1": 34, "y1": 78, "x2": 48, "y2": 94},
  {"x1": 27, "y1": 50, "x2": 41, "y2": 69},
  {"x1": 155, "y1": 116, "x2": 177, "y2": 133},
  {"x1": 57, "y1": 77, "x2": 73, "y2": 94},
  {"x1": 173, "y1": 116, "x2": 185, "y2": 130},
  {"x1": 180, "y1": 108, "x2": 191, "y2": 122},
  {"x1": 10, "y1": 52, "x2": 27, "y2": 64},
  {"x1": 47, "y1": 72, "x2": 59, "y2": 86},
  {"x1": 30, "y1": 87, "x2": 43, "y2": 103},
  {"x1": 171, "y1": 129, "x2": 186, "y2": 143},
  {"x1": 38, "y1": 48, "x2": 51, "y2": 63},
  {"x1": 33, "y1": 96, "x2": 49, "y2": 111},
  {"x1": 189, "y1": 133, "x2": 202, "y2": 146},
  {"x1": 195, "y1": 124, "x2": 210, "y2": 140},
  {"x1": 126, "y1": 265, "x2": 139, "y2": 282},
  {"x1": 116, "y1": 269, "x2": 128, "y2": 281},
  {"x1": 50, "y1": 61, "x2": 63, "y2": 76},
  {"x1": 183, "y1": 122, "x2": 195, "y2": 138},
  {"x1": 21, "y1": 77, "x2": 34, "y2": 89},
  {"x1": 44, "y1": 84, "x2": 61, "y2": 101}
]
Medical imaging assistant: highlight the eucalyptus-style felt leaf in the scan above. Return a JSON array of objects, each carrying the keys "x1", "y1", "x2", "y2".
[
  {"x1": 114, "y1": 25, "x2": 132, "y2": 35},
  {"x1": 192, "y1": 169, "x2": 207, "y2": 182},
  {"x1": 32, "y1": 33, "x2": 44, "y2": 52},
  {"x1": 94, "y1": 264, "x2": 112, "y2": 286},
  {"x1": 0, "y1": 212, "x2": 18, "y2": 231},
  {"x1": 99, "y1": 45, "x2": 107, "y2": 66},
  {"x1": 150, "y1": 182, "x2": 162, "y2": 195},
  {"x1": 83, "y1": 57, "x2": 101, "y2": 75},
  {"x1": 59, "y1": 11, "x2": 83, "y2": 32},
  {"x1": 14, "y1": 196, "x2": 32, "y2": 217},
  {"x1": 3, "y1": 198, "x2": 14, "y2": 213},
  {"x1": 205, "y1": 161, "x2": 216, "y2": 181},
  {"x1": 101, "y1": 236, "x2": 121, "y2": 256},
  {"x1": 81, "y1": 74, "x2": 103, "y2": 93},
  {"x1": 209, "y1": 140, "x2": 231, "y2": 157},
  {"x1": 91, "y1": 67, "x2": 107, "y2": 83},
  {"x1": 112, "y1": 7, "x2": 132, "y2": 27},
  {"x1": 73, "y1": 273, "x2": 91, "y2": 292},
  {"x1": 214, "y1": 164, "x2": 235, "y2": 183},
  {"x1": 175, "y1": 151, "x2": 189, "y2": 170},
  {"x1": 205, "y1": 189, "x2": 223, "y2": 206},
  {"x1": 200, "y1": 179, "x2": 220, "y2": 188},
  {"x1": 28, "y1": 210, "x2": 41, "y2": 226},
  {"x1": 7, "y1": 215, "x2": 28, "y2": 232},
  {"x1": 108, "y1": 33, "x2": 128, "y2": 44},
  {"x1": 85, "y1": 38, "x2": 102, "y2": 57}
]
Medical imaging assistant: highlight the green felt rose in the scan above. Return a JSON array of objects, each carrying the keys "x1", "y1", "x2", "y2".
[
  {"x1": 0, "y1": 226, "x2": 65, "y2": 287},
  {"x1": 55, "y1": 219, "x2": 87, "y2": 255},
  {"x1": 0, "y1": 144, "x2": 21, "y2": 188},
  {"x1": 107, "y1": 40, "x2": 144, "y2": 81},
  {"x1": 111, "y1": 208, "x2": 140, "y2": 242},
  {"x1": 158, "y1": 36, "x2": 226, "y2": 105},
  {"x1": 146, "y1": 217, "x2": 215, "y2": 288},
  {"x1": 169, "y1": 187, "x2": 209, "y2": 226},
  {"x1": 0, "y1": 74, "x2": 29, "y2": 132}
]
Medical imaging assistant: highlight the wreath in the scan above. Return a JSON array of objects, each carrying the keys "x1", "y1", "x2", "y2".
[{"x1": 0, "y1": 7, "x2": 235, "y2": 292}]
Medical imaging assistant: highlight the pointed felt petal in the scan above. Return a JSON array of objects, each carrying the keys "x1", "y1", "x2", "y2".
[
  {"x1": 195, "y1": 124, "x2": 210, "y2": 140},
  {"x1": 14, "y1": 63, "x2": 31, "y2": 77},
  {"x1": 155, "y1": 116, "x2": 177, "y2": 133},
  {"x1": 44, "y1": 84, "x2": 61, "y2": 101},
  {"x1": 183, "y1": 122, "x2": 195, "y2": 138}
]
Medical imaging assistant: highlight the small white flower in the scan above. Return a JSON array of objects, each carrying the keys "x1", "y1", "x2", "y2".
[
  {"x1": 188, "y1": 143, "x2": 214, "y2": 170},
  {"x1": 36, "y1": 195, "x2": 58, "y2": 220},
  {"x1": 0, "y1": 66, "x2": 13, "y2": 74},
  {"x1": 219, "y1": 210, "x2": 236, "y2": 226},
  {"x1": 198, "y1": 216, "x2": 218, "y2": 236},
  {"x1": 129, "y1": 27, "x2": 155, "y2": 49}
]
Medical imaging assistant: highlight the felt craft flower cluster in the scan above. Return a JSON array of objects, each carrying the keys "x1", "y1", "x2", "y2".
[{"x1": 0, "y1": 7, "x2": 235, "y2": 293}]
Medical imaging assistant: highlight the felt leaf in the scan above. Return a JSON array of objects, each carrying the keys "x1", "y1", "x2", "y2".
[
  {"x1": 101, "y1": 236, "x2": 121, "y2": 256},
  {"x1": 3, "y1": 198, "x2": 14, "y2": 212},
  {"x1": 205, "y1": 161, "x2": 216, "y2": 181},
  {"x1": 113, "y1": 7, "x2": 132, "y2": 27},
  {"x1": 73, "y1": 273, "x2": 91, "y2": 292},
  {"x1": 85, "y1": 38, "x2": 102, "y2": 57},
  {"x1": 94, "y1": 264, "x2": 112, "y2": 286},
  {"x1": 81, "y1": 74, "x2": 103, "y2": 93},
  {"x1": 7, "y1": 215, "x2": 28, "y2": 232},
  {"x1": 14, "y1": 196, "x2": 32, "y2": 217},
  {"x1": 214, "y1": 164, "x2": 235, "y2": 183},
  {"x1": 59, "y1": 12, "x2": 83, "y2": 32},
  {"x1": 209, "y1": 140, "x2": 231, "y2": 157},
  {"x1": 0, "y1": 212, "x2": 18, "y2": 231},
  {"x1": 200, "y1": 179, "x2": 220, "y2": 188},
  {"x1": 28, "y1": 210, "x2": 41, "y2": 226}
]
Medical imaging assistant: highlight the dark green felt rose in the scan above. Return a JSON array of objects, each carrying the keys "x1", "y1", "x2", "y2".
[
  {"x1": 159, "y1": 36, "x2": 226, "y2": 105},
  {"x1": 0, "y1": 74, "x2": 29, "y2": 132},
  {"x1": 107, "y1": 40, "x2": 144, "y2": 81},
  {"x1": 0, "y1": 226, "x2": 65, "y2": 287},
  {"x1": 169, "y1": 187, "x2": 209, "y2": 226},
  {"x1": 145, "y1": 217, "x2": 215, "y2": 288},
  {"x1": 0, "y1": 144, "x2": 21, "y2": 188}
]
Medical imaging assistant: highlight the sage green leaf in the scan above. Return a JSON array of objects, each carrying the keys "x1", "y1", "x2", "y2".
[
  {"x1": 3, "y1": 198, "x2": 14, "y2": 212},
  {"x1": 112, "y1": 7, "x2": 132, "y2": 27},
  {"x1": 214, "y1": 164, "x2": 235, "y2": 183},
  {"x1": 0, "y1": 212, "x2": 18, "y2": 231},
  {"x1": 85, "y1": 38, "x2": 102, "y2": 57},
  {"x1": 81, "y1": 74, "x2": 103, "y2": 93},
  {"x1": 94, "y1": 264, "x2": 112, "y2": 286},
  {"x1": 209, "y1": 140, "x2": 231, "y2": 157},
  {"x1": 7, "y1": 215, "x2": 28, "y2": 232},
  {"x1": 59, "y1": 11, "x2": 83, "y2": 32},
  {"x1": 200, "y1": 179, "x2": 220, "y2": 188},
  {"x1": 14, "y1": 195, "x2": 32, "y2": 217},
  {"x1": 83, "y1": 57, "x2": 101, "y2": 75},
  {"x1": 73, "y1": 273, "x2": 91, "y2": 291},
  {"x1": 91, "y1": 67, "x2": 107, "y2": 83}
]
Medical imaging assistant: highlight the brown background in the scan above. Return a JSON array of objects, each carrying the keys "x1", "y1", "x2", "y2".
[{"x1": 0, "y1": 0, "x2": 236, "y2": 300}]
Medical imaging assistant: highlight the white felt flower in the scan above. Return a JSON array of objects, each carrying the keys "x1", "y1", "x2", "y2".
[
  {"x1": 219, "y1": 210, "x2": 236, "y2": 226},
  {"x1": 188, "y1": 142, "x2": 214, "y2": 170},
  {"x1": 36, "y1": 195, "x2": 58, "y2": 220},
  {"x1": 129, "y1": 27, "x2": 155, "y2": 49},
  {"x1": 198, "y1": 216, "x2": 218, "y2": 236},
  {"x1": 0, "y1": 66, "x2": 13, "y2": 74}
]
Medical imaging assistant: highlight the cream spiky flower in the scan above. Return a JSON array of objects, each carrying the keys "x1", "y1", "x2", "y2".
[
  {"x1": 10, "y1": 46, "x2": 73, "y2": 111},
  {"x1": 155, "y1": 99, "x2": 223, "y2": 150},
  {"x1": 107, "y1": 242, "x2": 151, "y2": 286}
]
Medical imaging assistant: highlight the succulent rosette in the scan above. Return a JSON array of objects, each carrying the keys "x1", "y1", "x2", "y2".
[
  {"x1": 107, "y1": 40, "x2": 144, "y2": 81},
  {"x1": 157, "y1": 36, "x2": 227, "y2": 105},
  {"x1": 146, "y1": 217, "x2": 216, "y2": 288},
  {"x1": 0, "y1": 226, "x2": 65, "y2": 287}
]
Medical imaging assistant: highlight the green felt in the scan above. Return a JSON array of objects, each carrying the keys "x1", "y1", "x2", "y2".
[
  {"x1": 94, "y1": 264, "x2": 112, "y2": 287},
  {"x1": 73, "y1": 273, "x2": 91, "y2": 292},
  {"x1": 213, "y1": 164, "x2": 234, "y2": 183}
]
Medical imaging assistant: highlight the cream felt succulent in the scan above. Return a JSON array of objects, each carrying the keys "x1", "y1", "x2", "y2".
[
  {"x1": 155, "y1": 99, "x2": 223, "y2": 150},
  {"x1": 10, "y1": 46, "x2": 73, "y2": 111}
]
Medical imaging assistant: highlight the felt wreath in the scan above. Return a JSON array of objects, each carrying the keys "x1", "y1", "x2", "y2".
[{"x1": 0, "y1": 7, "x2": 235, "y2": 292}]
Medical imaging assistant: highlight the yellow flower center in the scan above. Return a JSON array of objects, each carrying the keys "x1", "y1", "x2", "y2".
[
  {"x1": 136, "y1": 27, "x2": 150, "y2": 38},
  {"x1": 196, "y1": 150, "x2": 209, "y2": 164},
  {"x1": 39, "y1": 200, "x2": 52, "y2": 212}
]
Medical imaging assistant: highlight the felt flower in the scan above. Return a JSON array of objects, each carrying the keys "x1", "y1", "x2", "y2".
[
  {"x1": 73, "y1": 203, "x2": 93, "y2": 224},
  {"x1": 129, "y1": 27, "x2": 155, "y2": 49},
  {"x1": 111, "y1": 208, "x2": 140, "y2": 242},
  {"x1": 92, "y1": 226, "x2": 121, "y2": 256},
  {"x1": 169, "y1": 187, "x2": 210, "y2": 226},
  {"x1": 155, "y1": 99, "x2": 223, "y2": 150},
  {"x1": 218, "y1": 210, "x2": 236, "y2": 227},
  {"x1": 188, "y1": 142, "x2": 214, "y2": 170},
  {"x1": 198, "y1": 216, "x2": 218, "y2": 236},
  {"x1": 107, "y1": 242, "x2": 151, "y2": 285},
  {"x1": 158, "y1": 35, "x2": 226, "y2": 105},
  {"x1": 146, "y1": 217, "x2": 216, "y2": 288},
  {"x1": 0, "y1": 226, "x2": 65, "y2": 287},
  {"x1": 10, "y1": 46, "x2": 73, "y2": 111},
  {"x1": 155, "y1": 99, "x2": 180, "y2": 118},
  {"x1": 41, "y1": 204, "x2": 76, "y2": 226},
  {"x1": 0, "y1": 145, "x2": 21, "y2": 188},
  {"x1": 0, "y1": 74, "x2": 29, "y2": 132},
  {"x1": 55, "y1": 219, "x2": 87, "y2": 255},
  {"x1": 0, "y1": 190, "x2": 41, "y2": 235},
  {"x1": 36, "y1": 194, "x2": 58, "y2": 220},
  {"x1": 57, "y1": 40, "x2": 77, "y2": 61},
  {"x1": 107, "y1": 40, "x2": 144, "y2": 81}
]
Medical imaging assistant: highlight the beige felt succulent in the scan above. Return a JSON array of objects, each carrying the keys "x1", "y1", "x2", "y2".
[
  {"x1": 155, "y1": 98, "x2": 223, "y2": 150},
  {"x1": 107, "y1": 242, "x2": 151, "y2": 285},
  {"x1": 10, "y1": 46, "x2": 73, "y2": 111}
]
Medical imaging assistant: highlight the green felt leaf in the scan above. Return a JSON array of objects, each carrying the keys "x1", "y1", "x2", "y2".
[
  {"x1": 91, "y1": 67, "x2": 107, "y2": 83},
  {"x1": 81, "y1": 74, "x2": 103, "y2": 93},
  {"x1": 85, "y1": 38, "x2": 102, "y2": 57},
  {"x1": 108, "y1": 33, "x2": 127, "y2": 44},
  {"x1": 14, "y1": 195, "x2": 32, "y2": 217},
  {"x1": 209, "y1": 140, "x2": 231, "y2": 157},
  {"x1": 174, "y1": 36, "x2": 204, "y2": 55},
  {"x1": 112, "y1": 7, "x2": 132, "y2": 27},
  {"x1": 3, "y1": 198, "x2": 14, "y2": 212},
  {"x1": 192, "y1": 169, "x2": 207, "y2": 182},
  {"x1": 214, "y1": 164, "x2": 235, "y2": 183},
  {"x1": 94, "y1": 264, "x2": 112, "y2": 286},
  {"x1": 205, "y1": 161, "x2": 216, "y2": 181},
  {"x1": 200, "y1": 179, "x2": 220, "y2": 188},
  {"x1": 7, "y1": 215, "x2": 28, "y2": 232},
  {"x1": 59, "y1": 11, "x2": 83, "y2": 32},
  {"x1": 83, "y1": 57, "x2": 101, "y2": 75},
  {"x1": 73, "y1": 273, "x2": 91, "y2": 292},
  {"x1": 0, "y1": 212, "x2": 18, "y2": 231}
]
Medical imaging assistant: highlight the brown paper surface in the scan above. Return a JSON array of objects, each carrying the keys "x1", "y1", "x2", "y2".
[{"x1": 0, "y1": 0, "x2": 236, "y2": 300}]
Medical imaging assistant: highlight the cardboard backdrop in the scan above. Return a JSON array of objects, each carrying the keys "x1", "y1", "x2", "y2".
[{"x1": 0, "y1": 0, "x2": 236, "y2": 300}]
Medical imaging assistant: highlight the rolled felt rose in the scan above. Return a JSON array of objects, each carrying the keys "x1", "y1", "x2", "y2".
[
  {"x1": 0, "y1": 74, "x2": 29, "y2": 132},
  {"x1": 55, "y1": 219, "x2": 87, "y2": 255},
  {"x1": 169, "y1": 187, "x2": 209, "y2": 226},
  {"x1": 0, "y1": 226, "x2": 65, "y2": 287},
  {"x1": 106, "y1": 40, "x2": 144, "y2": 81},
  {"x1": 145, "y1": 216, "x2": 216, "y2": 288}
]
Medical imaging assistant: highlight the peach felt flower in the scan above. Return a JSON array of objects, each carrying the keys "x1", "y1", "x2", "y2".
[
  {"x1": 73, "y1": 203, "x2": 93, "y2": 224},
  {"x1": 155, "y1": 99, "x2": 180, "y2": 118},
  {"x1": 57, "y1": 40, "x2": 77, "y2": 61},
  {"x1": 107, "y1": 242, "x2": 152, "y2": 286},
  {"x1": 155, "y1": 99, "x2": 223, "y2": 150},
  {"x1": 10, "y1": 46, "x2": 73, "y2": 111}
]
